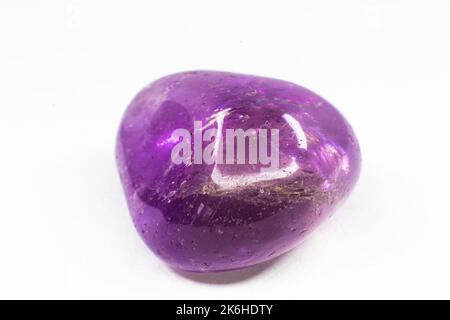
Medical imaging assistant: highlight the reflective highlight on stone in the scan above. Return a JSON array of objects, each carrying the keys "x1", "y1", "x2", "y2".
[{"x1": 116, "y1": 71, "x2": 361, "y2": 272}]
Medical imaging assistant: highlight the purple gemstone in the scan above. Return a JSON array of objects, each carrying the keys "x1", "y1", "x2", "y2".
[{"x1": 116, "y1": 71, "x2": 361, "y2": 272}]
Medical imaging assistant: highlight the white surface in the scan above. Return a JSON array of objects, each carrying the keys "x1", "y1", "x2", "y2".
[{"x1": 0, "y1": 0, "x2": 449, "y2": 299}]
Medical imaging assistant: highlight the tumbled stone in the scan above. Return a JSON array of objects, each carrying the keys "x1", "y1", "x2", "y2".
[{"x1": 116, "y1": 71, "x2": 361, "y2": 272}]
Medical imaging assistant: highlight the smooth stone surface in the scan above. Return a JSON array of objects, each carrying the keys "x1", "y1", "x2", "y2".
[{"x1": 116, "y1": 70, "x2": 361, "y2": 272}]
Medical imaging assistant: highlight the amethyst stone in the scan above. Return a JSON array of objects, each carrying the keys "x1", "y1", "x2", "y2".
[{"x1": 116, "y1": 71, "x2": 361, "y2": 272}]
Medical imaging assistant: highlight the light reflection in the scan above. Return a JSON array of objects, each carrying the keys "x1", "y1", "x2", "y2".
[
  {"x1": 211, "y1": 159, "x2": 299, "y2": 189},
  {"x1": 210, "y1": 112, "x2": 308, "y2": 190},
  {"x1": 282, "y1": 114, "x2": 308, "y2": 150}
]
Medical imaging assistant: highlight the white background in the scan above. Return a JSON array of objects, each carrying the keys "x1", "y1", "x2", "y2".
[{"x1": 0, "y1": 0, "x2": 449, "y2": 299}]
